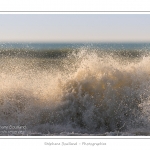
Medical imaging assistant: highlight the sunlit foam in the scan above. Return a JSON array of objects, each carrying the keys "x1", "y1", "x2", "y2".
[{"x1": 0, "y1": 49, "x2": 150, "y2": 135}]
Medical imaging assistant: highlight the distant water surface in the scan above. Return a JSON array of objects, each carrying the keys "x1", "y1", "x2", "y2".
[{"x1": 1, "y1": 42, "x2": 150, "y2": 51}]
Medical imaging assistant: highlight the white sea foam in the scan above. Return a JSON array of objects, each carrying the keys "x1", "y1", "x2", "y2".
[{"x1": 0, "y1": 49, "x2": 150, "y2": 135}]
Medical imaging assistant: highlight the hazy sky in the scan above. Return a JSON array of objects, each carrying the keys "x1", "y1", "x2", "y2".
[{"x1": 0, "y1": 14, "x2": 150, "y2": 42}]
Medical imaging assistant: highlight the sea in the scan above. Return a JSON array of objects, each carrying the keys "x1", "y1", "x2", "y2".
[{"x1": 0, "y1": 42, "x2": 150, "y2": 136}]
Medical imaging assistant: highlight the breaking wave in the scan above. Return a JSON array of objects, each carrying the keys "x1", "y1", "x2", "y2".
[{"x1": 0, "y1": 48, "x2": 150, "y2": 135}]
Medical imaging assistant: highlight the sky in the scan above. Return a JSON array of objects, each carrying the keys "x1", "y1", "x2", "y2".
[{"x1": 0, "y1": 14, "x2": 150, "y2": 43}]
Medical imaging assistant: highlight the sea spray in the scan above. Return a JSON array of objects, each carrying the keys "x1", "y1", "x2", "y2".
[{"x1": 0, "y1": 48, "x2": 150, "y2": 135}]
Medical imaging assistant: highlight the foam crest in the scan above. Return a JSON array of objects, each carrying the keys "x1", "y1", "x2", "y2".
[{"x1": 0, "y1": 49, "x2": 150, "y2": 134}]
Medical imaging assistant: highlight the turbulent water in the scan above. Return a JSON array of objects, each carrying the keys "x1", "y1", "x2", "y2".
[{"x1": 1, "y1": 44, "x2": 150, "y2": 136}]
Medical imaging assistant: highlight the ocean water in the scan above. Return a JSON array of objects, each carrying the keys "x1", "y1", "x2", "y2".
[{"x1": 1, "y1": 43, "x2": 150, "y2": 136}]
